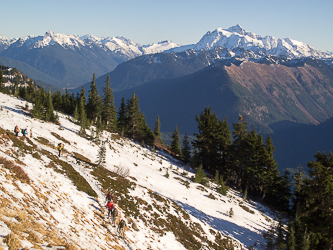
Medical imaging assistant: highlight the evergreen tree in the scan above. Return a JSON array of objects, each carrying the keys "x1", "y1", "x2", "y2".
[
  {"x1": 230, "y1": 114, "x2": 250, "y2": 189},
  {"x1": 153, "y1": 115, "x2": 163, "y2": 145},
  {"x1": 192, "y1": 107, "x2": 231, "y2": 174},
  {"x1": 73, "y1": 103, "x2": 79, "y2": 121},
  {"x1": 117, "y1": 97, "x2": 126, "y2": 134},
  {"x1": 13, "y1": 75, "x2": 19, "y2": 96},
  {"x1": 102, "y1": 75, "x2": 117, "y2": 131},
  {"x1": 27, "y1": 79, "x2": 35, "y2": 102},
  {"x1": 170, "y1": 125, "x2": 182, "y2": 157},
  {"x1": 87, "y1": 74, "x2": 102, "y2": 124},
  {"x1": 125, "y1": 92, "x2": 141, "y2": 138},
  {"x1": 181, "y1": 133, "x2": 191, "y2": 163},
  {"x1": 298, "y1": 151, "x2": 333, "y2": 249},
  {"x1": 96, "y1": 141, "x2": 107, "y2": 167},
  {"x1": 45, "y1": 89, "x2": 58, "y2": 123},
  {"x1": 0, "y1": 68, "x2": 4, "y2": 92},
  {"x1": 79, "y1": 93, "x2": 88, "y2": 135},
  {"x1": 194, "y1": 164, "x2": 207, "y2": 185},
  {"x1": 52, "y1": 91, "x2": 63, "y2": 112}
]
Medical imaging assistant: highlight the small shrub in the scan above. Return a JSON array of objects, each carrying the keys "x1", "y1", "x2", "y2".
[
  {"x1": 208, "y1": 193, "x2": 216, "y2": 200},
  {"x1": 116, "y1": 164, "x2": 130, "y2": 178},
  {"x1": 165, "y1": 169, "x2": 169, "y2": 178},
  {"x1": 228, "y1": 207, "x2": 234, "y2": 218},
  {"x1": 181, "y1": 171, "x2": 188, "y2": 177}
]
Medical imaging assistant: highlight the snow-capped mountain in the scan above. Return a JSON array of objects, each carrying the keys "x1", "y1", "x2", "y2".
[
  {"x1": 0, "y1": 25, "x2": 331, "y2": 89},
  {"x1": 170, "y1": 24, "x2": 331, "y2": 59},
  {"x1": 1, "y1": 30, "x2": 180, "y2": 60}
]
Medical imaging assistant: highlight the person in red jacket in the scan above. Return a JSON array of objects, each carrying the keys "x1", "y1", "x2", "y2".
[{"x1": 106, "y1": 200, "x2": 114, "y2": 219}]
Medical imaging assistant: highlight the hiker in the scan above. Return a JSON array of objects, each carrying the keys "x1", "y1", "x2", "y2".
[
  {"x1": 57, "y1": 143, "x2": 64, "y2": 157},
  {"x1": 106, "y1": 200, "x2": 114, "y2": 219},
  {"x1": 21, "y1": 128, "x2": 28, "y2": 137},
  {"x1": 118, "y1": 219, "x2": 126, "y2": 238},
  {"x1": 14, "y1": 125, "x2": 20, "y2": 136},
  {"x1": 106, "y1": 191, "x2": 113, "y2": 202},
  {"x1": 111, "y1": 207, "x2": 118, "y2": 226}
]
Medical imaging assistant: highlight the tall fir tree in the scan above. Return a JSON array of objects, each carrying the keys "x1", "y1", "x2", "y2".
[
  {"x1": 0, "y1": 68, "x2": 4, "y2": 92},
  {"x1": 117, "y1": 97, "x2": 126, "y2": 135},
  {"x1": 192, "y1": 107, "x2": 231, "y2": 174},
  {"x1": 79, "y1": 93, "x2": 88, "y2": 135},
  {"x1": 102, "y1": 75, "x2": 117, "y2": 131},
  {"x1": 153, "y1": 115, "x2": 163, "y2": 145},
  {"x1": 45, "y1": 89, "x2": 58, "y2": 123},
  {"x1": 298, "y1": 151, "x2": 333, "y2": 249},
  {"x1": 96, "y1": 141, "x2": 107, "y2": 167},
  {"x1": 125, "y1": 92, "x2": 141, "y2": 138},
  {"x1": 87, "y1": 73, "x2": 102, "y2": 124},
  {"x1": 181, "y1": 133, "x2": 191, "y2": 163},
  {"x1": 230, "y1": 114, "x2": 250, "y2": 188},
  {"x1": 170, "y1": 125, "x2": 182, "y2": 157}
]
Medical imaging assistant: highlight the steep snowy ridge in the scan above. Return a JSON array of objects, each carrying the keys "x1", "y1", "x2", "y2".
[{"x1": 0, "y1": 92, "x2": 279, "y2": 250}]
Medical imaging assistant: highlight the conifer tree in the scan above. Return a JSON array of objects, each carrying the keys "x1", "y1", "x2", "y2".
[
  {"x1": 193, "y1": 107, "x2": 231, "y2": 174},
  {"x1": 125, "y1": 92, "x2": 141, "y2": 138},
  {"x1": 181, "y1": 133, "x2": 191, "y2": 163},
  {"x1": 13, "y1": 76, "x2": 18, "y2": 96},
  {"x1": 79, "y1": 94, "x2": 87, "y2": 135},
  {"x1": 171, "y1": 125, "x2": 182, "y2": 157},
  {"x1": 153, "y1": 115, "x2": 163, "y2": 145},
  {"x1": 298, "y1": 151, "x2": 333, "y2": 249},
  {"x1": 102, "y1": 75, "x2": 117, "y2": 131},
  {"x1": 27, "y1": 79, "x2": 35, "y2": 102},
  {"x1": 87, "y1": 74, "x2": 102, "y2": 124},
  {"x1": 96, "y1": 141, "x2": 107, "y2": 167},
  {"x1": 117, "y1": 97, "x2": 126, "y2": 134},
  {"x1": 45, "y1": 89, "x2": 58, "y2": 123},
  {"x1": 0, "y1": 68, "x2": 4, "y2": 92},
  {"x1": 230, "y1": 114, "x2": 250, "y2": 188},
  {"x1": 194, "y1": 164, "x2": 207, "y2": 185},
  {"x1": 73, "y1": 103, "x2": 79, "y2": 121}
]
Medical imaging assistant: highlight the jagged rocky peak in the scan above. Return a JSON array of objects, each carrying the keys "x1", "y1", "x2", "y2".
[{"x1": 226, "y1": 24, "x2": 246, "y2": 35}]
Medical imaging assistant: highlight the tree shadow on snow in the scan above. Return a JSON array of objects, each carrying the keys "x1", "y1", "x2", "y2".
[
  {"x1": 175, "y1": 200, "x2": 266, "y2": 249},
  {"x1": 4, "y1": 105, "x2": 29, "y2": 117}
]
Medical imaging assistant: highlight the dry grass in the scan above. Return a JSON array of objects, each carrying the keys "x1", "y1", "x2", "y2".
[
  {"x1": 45, "y1": 230, "x2": 66, "y2": 246},
  {"x1": 0, "y1": 157, "x2": 30, "y2": 184},
  {"x1": 27, "y1": 231, "x2": 42, "y2": 244},
  {"x1": 64, "y1": 242, "x2": 78, "y2": 250},
  {"x1": 3, "y1": 233, "x2": 22, "y2": 250}
]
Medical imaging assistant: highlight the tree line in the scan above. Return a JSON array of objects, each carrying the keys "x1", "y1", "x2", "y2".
[{"x1": 1, "y1": 69, "x2": 332, "y2": 249}]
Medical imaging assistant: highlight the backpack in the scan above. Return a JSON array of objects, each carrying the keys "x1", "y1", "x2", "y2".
[
  {"x1": 22, "y1": 129, "x2": 27, "y2": 135},
  {"x1": 107, "y1": 193, "x2": 113, "y2": 201},
  {"x1": 14, "y1": 126, "x2": 19, "y2": 133}
]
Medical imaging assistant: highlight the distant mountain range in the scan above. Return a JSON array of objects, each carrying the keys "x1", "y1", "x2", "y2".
[
  {"x1": 0, "y1": 31, "x2": 179, "y2": 88},
  {"x1": 0, "y1": 25, "x2": 332, "y2": 89}
]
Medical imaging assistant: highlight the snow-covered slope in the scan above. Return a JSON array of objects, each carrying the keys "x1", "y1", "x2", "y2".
[
  {"x1": 170, "y1": 24, "x2": 331, "y2": 59},
  {"x1": 0, "y1": 92, "x2": 279, "y2": 249}
]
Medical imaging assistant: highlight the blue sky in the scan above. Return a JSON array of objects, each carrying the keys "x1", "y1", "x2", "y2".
[{"x1": 2, "y1": 0, "x2": 332, "y2": 52}]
